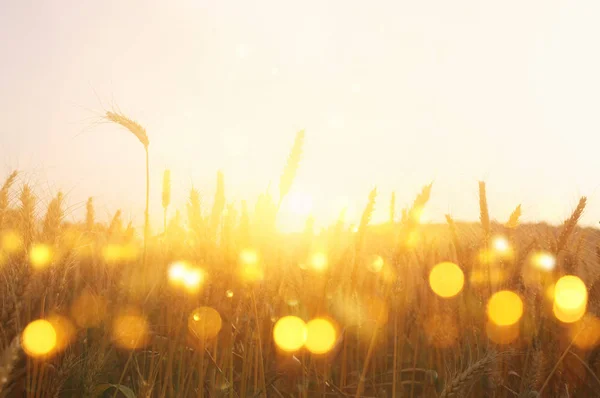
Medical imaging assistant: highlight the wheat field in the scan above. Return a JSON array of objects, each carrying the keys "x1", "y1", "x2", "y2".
[{"x1": 1, "y1": 123, "x2": 600, "y2": 398}]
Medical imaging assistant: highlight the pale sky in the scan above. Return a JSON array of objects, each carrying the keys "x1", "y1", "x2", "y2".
[{"x1": 1, "y1": 0, "x2": 600, "y2": 230}]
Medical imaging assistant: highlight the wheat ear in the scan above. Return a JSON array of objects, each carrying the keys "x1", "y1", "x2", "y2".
[
  {"x1": 279, "y1": 129, "x2": 305, "y2": 206},
  {"x1": 0, "y1": 171, "x2": 18, "y2": 227},
  {"x1": 0, "y1": 335, "x2": 21, "y2": 394},
  {"x1": 556, "y1": 197, "x2": 586, "y2": 254},
  {"x1": 505, "y1": 204, "x2": 521, "y2": 229},
  {"x1": 479, "y1": 181, "x2": 490, "y2": 243},
  {"x1": 440, "y1": 354, "x2": 498, "y2": 397}
]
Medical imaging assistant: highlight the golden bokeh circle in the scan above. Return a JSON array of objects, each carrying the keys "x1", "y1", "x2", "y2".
[
  {"x1": 188, "y1": 307, "x2": 223, "y2": 340},
  {"x1": 429, "y1": 262, "x2": 464, "y2": 298},
  {"x1": 305, "y1": 318, "x2": 337, "y2": 354},
  {"x1": 487, "y1": 290, "x2": 523, "y2": 326},
  {"x1": 273, "y1": 316, "x2": 307, "y2": 352},
  {"x1": 22, "y1": 320, "x2": 57, "y2": 358}
]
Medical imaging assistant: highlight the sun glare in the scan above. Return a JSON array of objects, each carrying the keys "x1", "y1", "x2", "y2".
[{"x1": 310, "y1": 252, "x2": 328, "y2": 272}]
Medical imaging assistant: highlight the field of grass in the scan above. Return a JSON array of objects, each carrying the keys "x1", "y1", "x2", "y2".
[{"x1": 1, "y1": 120, "x2": 600, "y2": 397}]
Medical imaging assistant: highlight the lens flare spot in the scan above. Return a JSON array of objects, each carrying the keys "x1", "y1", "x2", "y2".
[
  {"x1": 240, "y1": 249, "x2": 259, "y2": 265},
  {"x1": 305, "y1": 318, "x2": 337, "y2": 354},
  {"x1": 429, "y1": 262, "x2": 464, "y2": 298},
  {"x1": 487, "y1": 291, "x2": 523, "y2": 326},
  {"x1": 226, "y1": 289, "x2": 234, "y2": 298},
  {"x1": 112, "y1": 311, "x2": 149, "y2": 350},
  {"x1": 554, "y1": 275, "x2": 587, "y2": 312},
  {"x1": 310, "y1": 252, "x2": 328, "y2": 272},
  {"x1": 182, "y1": 267, "x2": 204, "y2": 293},
  {"x1": 168, "y1": 261, "x2": 188, "y2": 284},
  {"x1": 29, "y1": 244, "x2": 53, "y2": 269},
  {"x1": 369, "y1": 255, "x2": 384, "y2": 273},
  {"x1": 492, "y1": 236, "x2": 510, "y2": 253},
  {"x1": 533, "y1": 251, "x2": 556, "y2": 271},
  {"x1": 188, "y1": 307, "x2": 222, "y2": 340},
  {"x1": 1, "y1": 230, "x2": 23, "y2": 254},
  {"x1": 273, "y1": 316, "x2": 307, "y2": 352},
  {"x1": 22, "y1": 320, "x2": 57, "y2": 358}
]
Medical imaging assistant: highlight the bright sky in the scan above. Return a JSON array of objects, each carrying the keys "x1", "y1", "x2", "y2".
[{"x1": 1, "y1": 0, "x2": 600, "y2": 230}]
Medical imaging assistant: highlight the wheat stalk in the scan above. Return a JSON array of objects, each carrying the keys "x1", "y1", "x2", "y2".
[
  {"x1": 357, "y1": 187, "x2": 377, "y2": 245},
  {"x1": 556, "y1": 196, "x2": 586, "y2": 254},
  {"x1": 505, "y1": 204, "x2": 522, "y2": 229},
  {"x1": 0, "y1": 171, "x2": 18, "y2": 228},
  {"x1": 162, "y1": 169, "x2": 171, "y2": 233},
  {"x1": 187, "y1": 187, "x2": 203, "y2": 239},
  {"x1": 479, "y1": 181, "x2": 490, "y2": 244},
  {"x1": 445, "y1": 214, "x2": 461, "y2": 261},
  {"x1": 209, "y1": 171, "x2": 225, "y2": 240},
  {"x1": 105, "y1": 111, "x2": 149, "y2": 148},
  {"x1": 351, "y1": 187, "x2": 377, "y2": 287},
  {"x1": 279, "y1": 130, "x2": 305, "y2": 207},
  {"x1": 440, "y1": 353, "x2": 499, "y2": 397},
  {"x1": 407, "y1": 183, "x2": 433, "y2": 225},
  {"x1": 239, "y1": 200, "x2": 250, "y2": 247},
  {"x1": 108, "y1": 210, "x2": 123, "y2": 240},
  {"x1": 86, "y1": 197, "x2": 95, "y2": 232},
  {"x1": 0, "y1": 335, "x2": 21, "y2": 394},
  {"x1": 42, "y1": 192, "x2": 64, "y2": 243},
  {"x1": 105, "y1": 110, "x2": 150, "y2": 262},
  {"x1": 19, "y1": 184, "x2": 36, "y2": 247}
]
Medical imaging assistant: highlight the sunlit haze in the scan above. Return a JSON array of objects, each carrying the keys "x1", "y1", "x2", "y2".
[{"x1": 2, "y1": 1, "x2": 600, "y2": 229}]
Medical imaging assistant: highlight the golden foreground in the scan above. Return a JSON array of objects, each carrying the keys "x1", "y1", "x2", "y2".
[
  {"x1": 1, "y1": 170, "x2": 600, "y2": 398},
  {"x1": 1, "y1": 124, "x2": 600, "y2": 398}
]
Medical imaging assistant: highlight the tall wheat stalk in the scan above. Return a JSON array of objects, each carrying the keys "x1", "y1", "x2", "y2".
[
  {"x1": 0, "y1": 171, "x2": 18, "y2": 228},
  {"x1": 478, "y1": 181, "x2": 490, "y2": 244},
  {"x1": 351, "y1": 187, "x2": 377, "y2": 288},
  {"x1": 43, "y1": 192, "x2": 64, "y2": 243},
  {"x1": 19, "y1": 184, "x2": 36, "y2": 247},
  {"x1": 86, "y1": 197, "x2": 95, "y2": 232},
  {"x1": 209, "y1": 171, "x2": 225, "y2": 240},
  {"x1": 278, "y1": 130, "x2": 305, "y2": 209},
  {"x1": 505, "y1": 204, "x2": 521, "y2": 229},
  {"x1": 105, "y1": 111, "x2": 150, "y2": 262},
  {"x1": 555, "y1": 196, "x2": 586, "y2": 254},
  {"x1": 162, "y1": 170, "x2": 171, "y2": 234},
  {"x1": 187, "y1": 188, "x2": 203, "y2": 240}
]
